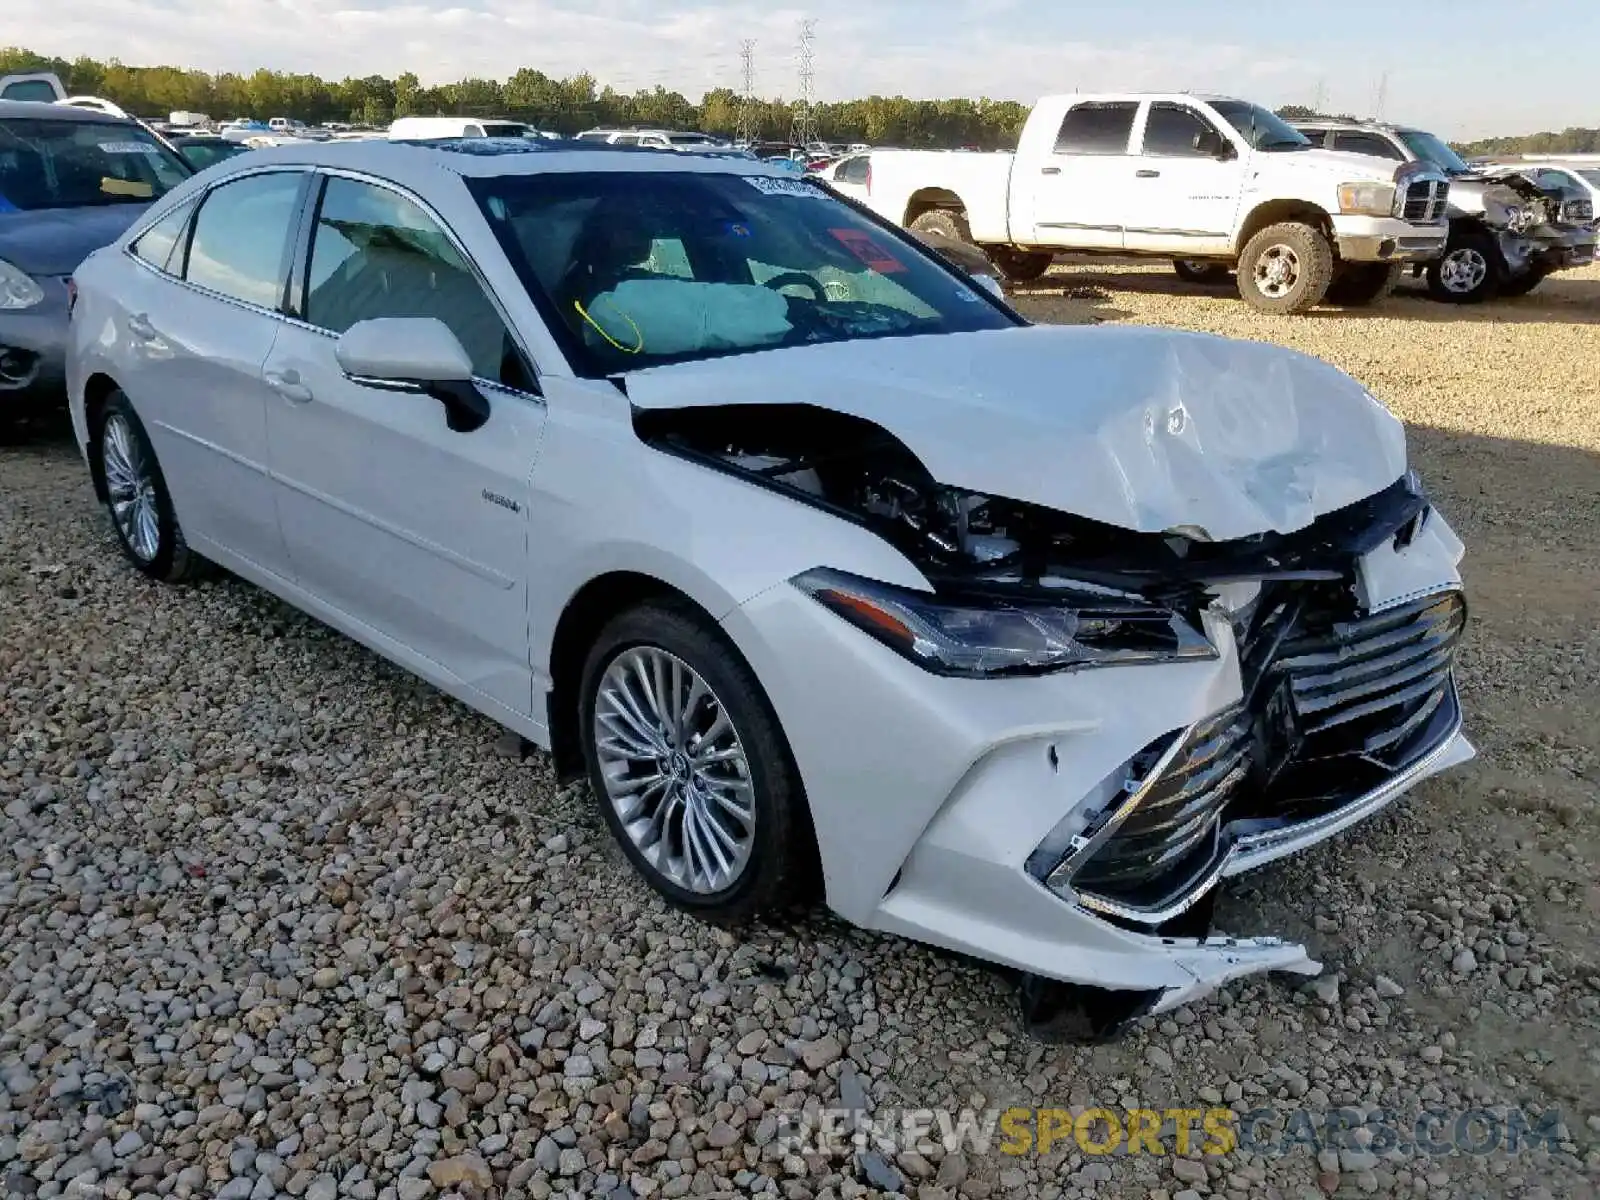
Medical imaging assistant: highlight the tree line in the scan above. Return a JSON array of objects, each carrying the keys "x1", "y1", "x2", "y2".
[
  {"x1": 4, "y1": 46, "x2": 1594, "y2": 154},
  {"x1": 0, "y1": 46, "x2": 1029, "y2": 149}
]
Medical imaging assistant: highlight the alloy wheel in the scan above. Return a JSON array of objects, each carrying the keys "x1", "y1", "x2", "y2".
[
  {"x1": 592, "y1": 646, "x2": 756, "y2": 894},
  {"x1": 102, "y1": 413, "x2": 161, "y2": 563},
  {"x1": 1253, "y1": 244, "x2": 1301, "y2": 299},
  {"x1": 1439, "y1": 248, "x2": 1489, "y2": 294}
]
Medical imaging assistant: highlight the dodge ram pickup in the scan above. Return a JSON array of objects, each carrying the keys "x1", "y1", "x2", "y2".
[{"x1": 863, "y1": 94, "x2": 1453, "y2": 314}]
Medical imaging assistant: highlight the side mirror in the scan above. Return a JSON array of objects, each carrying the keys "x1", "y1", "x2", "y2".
[
  {"x1": 972, "y1": 273, "x2": 1006, "y2": 301},
  {"x1": 335, "y1": 317, "x2": 490, "y2": 433}
]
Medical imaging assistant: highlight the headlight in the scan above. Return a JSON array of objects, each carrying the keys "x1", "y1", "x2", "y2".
[
  {"x1": 0, "y1": 259, "x2": 45, "y2": 310},
  {"x1": 793, "y1": 568, "x2": 1217, "y2": 677},
  {"x1": 1337, "y1": 182, "x2": 1398, "y2": 217}
]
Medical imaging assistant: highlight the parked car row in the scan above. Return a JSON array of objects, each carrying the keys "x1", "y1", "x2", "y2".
[
  {"x1": 8, "y1": 130, "x2": 1474, "y2": 1038},
  {"x1": 844, "y1": 92, "x2": 1596, "y2": 313}
]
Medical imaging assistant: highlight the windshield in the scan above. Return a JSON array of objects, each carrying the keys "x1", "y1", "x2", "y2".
[
  {"x1": 1578, "y1": 169, "x2": 1600, "y2": 188},
  {"x1": 481, "y1": 123, "x2": 530, "y2": 138},
  {"x1": 1208, "y1": 101, "x2": 1310, "y2": 151},
  {"x1": 470, "y1": 170, "x2": 1016, "y2": 376},
  {"x1": 1395, "y1": 130, "x2": 1471, "y2": 175},
  {"x1": 0, "y1": 118, "x2": 190, "y2": 210},
  {"x1": 177, "y1": 140, "x2": 248, "y2": 171}
]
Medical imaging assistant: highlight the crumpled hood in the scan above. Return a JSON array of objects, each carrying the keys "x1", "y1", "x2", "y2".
[
  {"x1": 624, "y1": 324, "x2": 1409, "y2": 542},
  {"x1": 0, "y1": 204, "x2": 148, "y2": 275}
]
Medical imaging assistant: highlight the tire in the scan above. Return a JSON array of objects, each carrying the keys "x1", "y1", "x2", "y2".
[
  {"x1": 1426, "y1": 225, "x2": 1503, "y2": 304},
  {"x1": 1172, "y1": 259, "x2": 1232, "y2": 286},
  {"x1": 909, "y1": 207, "x2": 974, "y2": 247},
  {"x1": 1325, "y1": 262, "x2": 1403, "y2": 307},
  {"x1": 1236, "y1": 222, "x2": 1335, "y2": 314},
  {"x1": 578, "y1": 600, "x2": 813, "y2": 924},
  {"x1": 93, "y1": 391, "x2": 205, "y2": 583},
  {"x1": 988, "y1": 247, "x2": 1054, "y2": 283},
  {"x1": 1497, "y1": 267, "x2": 1547, "y2": 298}
]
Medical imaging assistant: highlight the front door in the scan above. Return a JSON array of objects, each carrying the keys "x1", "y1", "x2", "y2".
[
  {"x1": 1121, "y1": 102, "x2": 1245, "y2": 256},
  {"x1": 262, "y1": 173, "x2": 545, "y2": 715}
]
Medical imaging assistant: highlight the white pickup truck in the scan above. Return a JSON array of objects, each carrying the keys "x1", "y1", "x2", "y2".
[{"x1": 863, "y1": 94, "x2": 1453, "y2": 313}]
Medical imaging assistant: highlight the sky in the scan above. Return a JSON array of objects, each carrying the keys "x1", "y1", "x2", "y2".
[{"x1": 8, "y1": 0, "x2": 1597, "y2": 139}]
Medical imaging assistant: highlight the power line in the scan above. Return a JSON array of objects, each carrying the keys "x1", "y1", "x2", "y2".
[{"x1": 790, "y1": 17, "x2": 817, "y2": 148}]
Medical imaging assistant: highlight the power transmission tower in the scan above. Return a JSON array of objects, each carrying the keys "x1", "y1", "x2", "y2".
[
  {"x1": 1374, "y1": 72, "x2": 1388, "y2": 121},
  {"x1": 790, "y1": 18, "x2": 818, "y2": 148},
  {"x1": 737, "y1": 39, "x2": 758, "y2": 145},
  {"x1": 1312, "y1": 78, "x2": 1327, "y2": 116}
]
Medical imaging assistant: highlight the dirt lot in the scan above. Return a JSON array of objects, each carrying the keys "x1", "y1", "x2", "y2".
[{"x1": 1, "y1": 264, "x2": 1596, "y2": 1200}]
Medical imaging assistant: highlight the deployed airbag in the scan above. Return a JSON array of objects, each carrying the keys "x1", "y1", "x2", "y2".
[{"x1": 583, "y1": 279, "x2": 792, "y2": 357}]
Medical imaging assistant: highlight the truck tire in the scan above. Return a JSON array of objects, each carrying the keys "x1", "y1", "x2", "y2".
[
  {"x1": 1426, "y1": 224, "x2": 1502, "y2": 304},
  {"x1": 910, "y1": 207, "x2": 975, "y2": 247},
  {"x1": 1237, "y1": 222, "x2": 1335, "y2": 314},
  {"x1": 988, "y1": 247, "x2": 1054, "y2": 283},
  {"x1": 1325, "y1": 262, "x2": 1402, "y2": 307},
  {"x1": 1172, "y1": 260, "x2": 1232, "y2": 286}
]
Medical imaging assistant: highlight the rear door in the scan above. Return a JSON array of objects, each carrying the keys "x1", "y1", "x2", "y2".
[
  {"x1": 1122, "y1": 101, "x2": 1246, "y2": 255},
  {"x1": 261, "y1": 171, "x2": 544, "y2": 715},
  {"x1": 1015, "y1": 100, "x2": 1138, "y2": 248},
  {"x1": 112, "y1": 169, "x2": 308, "y2": 576}
]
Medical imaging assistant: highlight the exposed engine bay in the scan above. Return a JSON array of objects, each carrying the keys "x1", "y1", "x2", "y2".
[{"x1": 635, "y1": 402, "x2": 1429, "y2": 606}]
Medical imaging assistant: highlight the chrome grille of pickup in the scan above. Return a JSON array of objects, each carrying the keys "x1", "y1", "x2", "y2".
[
  {"x1": 1560, "y1": 197, "x2": 1594, "y2": 224},
  {"x1": 1402, "y1": 178, "x2": 1449, "y2": 222},
  {"x1": 1066, "y1": 588, "x2": 1465, "y2": 918}
]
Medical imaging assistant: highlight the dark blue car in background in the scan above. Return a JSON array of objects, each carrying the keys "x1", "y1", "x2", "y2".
[{"x1": 0, "y1": 100, "x2": 192, "y2": 433}]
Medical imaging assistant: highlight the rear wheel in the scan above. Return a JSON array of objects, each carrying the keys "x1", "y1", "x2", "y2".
[
  {"x1": 1237, "y1": 222, "x2": 1335, "y2": 314},
  {"x1": 1426, "y1": 225, "x2": 1502, "y2": 303},
  {"x1": 94, "y1": 391, "x2": 204, "y2": 582},
  {"x1": 1325, "y1": 262, "x2": 1402, "y2": 307},
  {"x1": 578, "y1": 600, "x2": 813, "y2": 924},
  {"x1": 1172, "y1": 259, "x2": 1232, "y2": 286}
]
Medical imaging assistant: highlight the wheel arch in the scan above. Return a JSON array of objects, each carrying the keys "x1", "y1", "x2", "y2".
[
  {"x1": 904, "y1": 187, "x2": 968, "y2": 227},
  {"x1": 1232, "y1": 200, "x2": 1334, "y2": 257}
]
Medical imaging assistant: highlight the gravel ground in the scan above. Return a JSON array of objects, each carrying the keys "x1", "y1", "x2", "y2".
[{"x1": 2, "y1": 263, "x2": 1597, "y2": 1200}]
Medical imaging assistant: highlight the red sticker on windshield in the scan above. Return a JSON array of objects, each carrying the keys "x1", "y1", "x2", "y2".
[{"x1": 828, "y1": 227, "x2": 906, "y2": 273}]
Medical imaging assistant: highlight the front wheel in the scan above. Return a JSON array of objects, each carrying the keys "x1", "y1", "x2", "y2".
[
  {"x1": 94, "y1": 391, "x2": 205, "y2": 582},
  {"x1": 988, "y1": 247, "x2": 1054, "y2": 283},
  {"x1": 1426, "y1": 226, "x2": 1502, "y2": 303},
  {"x1": 578, "y1": 601, "x2": 813, "y2": 923},
  {"x1": 1172, "y1": 259, "x2": 1232, "y2": 286},
  {"x1": 1236, "y1": 222, "x2": 1335, "y2": 314}
]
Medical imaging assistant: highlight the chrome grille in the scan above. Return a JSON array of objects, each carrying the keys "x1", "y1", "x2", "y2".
[
  {"x1": 1070, "y1": 707, "x2": 1252, "y2": 896},
  {"x1": 1560, "y1": 197, "x2": 1594, "y2": 224},
  {"x1": 1273, "y1": 590, "x2": 1467, "y2": 766},
  {"x1": 1401, "y1": 178, "x2": 1449, "y2": 223},
  {"x1": 1066, "y1": 587, "x2": 1465, "y2": 916}
]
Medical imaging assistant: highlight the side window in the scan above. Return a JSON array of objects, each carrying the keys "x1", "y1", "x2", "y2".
[
  {"x1": 611, "y1": 135, "x2": 639, "y2": 146},
  {"x1": 186, "y1": 172, "x2": 303, "y2": 307},
  {"x1": 1054, "y1": 102, "x2": 1138, "y2": 155},
  {"x1": 1293, "y1": 129, "x2": 1328, "y2": 148},
  {"x1": 465, "y1": 125, "x2": 485, "y2": 138},
  {"x1": 303, "y1": 176, "x2": 526, "y2": 388},
  {"x1": 130, "y1": 200, "x2": 196, "y2": 275},
  {"x1": 1142, "y1": 104, "x2": 1221, "y2": 157},
  {"x1": 1332, "y1": 132, "x2": 1405, "y2": 161}
]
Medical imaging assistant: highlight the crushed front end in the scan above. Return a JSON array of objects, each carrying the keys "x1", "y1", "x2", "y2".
[{"x1": 1459, "y1": 170, "x2": 1597, "y2": 280}]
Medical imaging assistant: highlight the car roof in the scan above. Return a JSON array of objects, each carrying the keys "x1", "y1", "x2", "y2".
[
  {"x1": 0, "y1": 99, "x2": 139, "y2": 123},
  {"x1": 226, "y1": 137, "x2": 790, "y2": 180},
  {"x1": 1292, "y1": 119, "x2": 1422, "y2": 135}
]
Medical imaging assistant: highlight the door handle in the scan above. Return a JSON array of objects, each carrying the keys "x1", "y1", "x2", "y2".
[
  {"x1": 126, "y1": 313, "x2": 158, "y2": 340},
  {"x1": 265, "y1": 369, "x2": 313, "y2": 404},
  {"x1": 1040, "y1": 166, "x2": 1061, "y2": 176},
  {"x1": 1135, "y1": 169, "x2": 1161, "y2": 178}
]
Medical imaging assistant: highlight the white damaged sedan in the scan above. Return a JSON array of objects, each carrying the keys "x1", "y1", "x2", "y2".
[{"x1": 65, "y1": 138, "x2": 1472, "y2": 1037}]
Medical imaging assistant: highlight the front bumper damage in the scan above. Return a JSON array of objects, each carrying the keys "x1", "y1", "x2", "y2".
[
  {"x1": 724, "y1": 477, "x2": 1473, "y2": 1039},
  {"x1": 0, "y1": 275, "x2": 70, "y2": 410}
]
